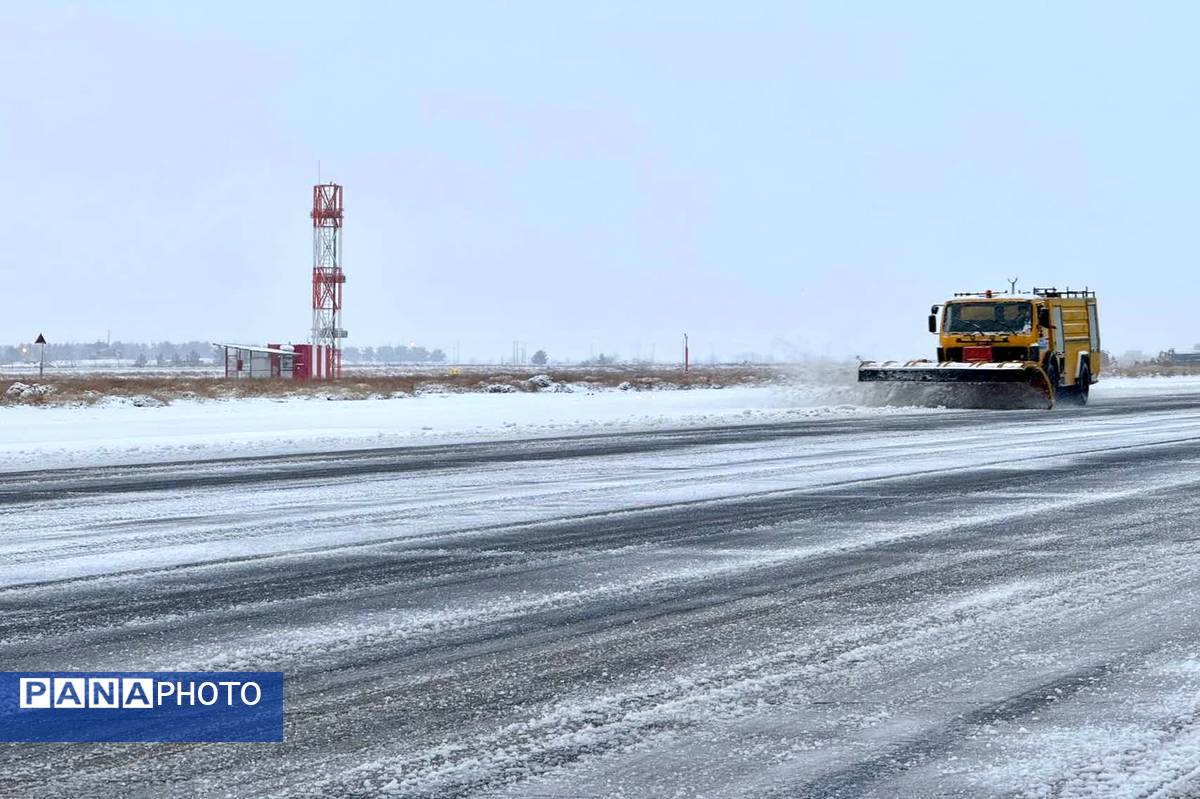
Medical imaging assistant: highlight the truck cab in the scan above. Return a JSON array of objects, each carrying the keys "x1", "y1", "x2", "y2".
[{"x1": 931, "y1": 288, "x2": 1100, "y2": 403}]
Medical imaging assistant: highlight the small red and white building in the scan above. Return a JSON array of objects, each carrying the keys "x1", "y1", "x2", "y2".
[{"x1": 214, "y1": 343, "x2": 334, "y2": 380}]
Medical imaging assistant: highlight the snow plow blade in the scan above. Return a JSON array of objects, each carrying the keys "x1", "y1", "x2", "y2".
[{"x1": 857, "y1": 360, "x2": 1054, "y2": 410}]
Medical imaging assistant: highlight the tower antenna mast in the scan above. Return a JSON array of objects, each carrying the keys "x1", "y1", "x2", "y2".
[{"x1": 311, "y1": 183, "x2": 346, "y2": 378}]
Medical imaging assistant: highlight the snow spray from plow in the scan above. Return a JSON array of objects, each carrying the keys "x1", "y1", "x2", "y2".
[{"x1": 858, "y1": 360, "x2": 1055, "y2": 410}]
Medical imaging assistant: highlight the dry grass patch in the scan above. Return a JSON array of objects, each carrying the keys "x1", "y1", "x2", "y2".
[{"x1": 0, "y1": 365, "x2": 786, "y2": 407}]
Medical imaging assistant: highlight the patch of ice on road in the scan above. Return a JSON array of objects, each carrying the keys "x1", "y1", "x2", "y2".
[
  {"x1": 935, "y1": 579, "x2": 1040, "y2": 615},
  {"x1": 167, "y1": 545, "x2": 868, "y2": 672},
  {"x1": 977, "y1": 687, "x2": 1200, "y2": 798},
  {"x1": 308, "y1": 533, "x2": 1195, "y2": 799},
  {"x1": 159, "y1": 474, "x2": 1176, "y2": 675}
]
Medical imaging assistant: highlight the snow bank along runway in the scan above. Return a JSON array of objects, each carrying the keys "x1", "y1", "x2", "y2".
[{"x1": 6, "y1": 385, "x2": 1200, "y2": 796}]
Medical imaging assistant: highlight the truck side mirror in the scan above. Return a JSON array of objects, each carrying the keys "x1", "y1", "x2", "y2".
[
  {"x1": 928, "y1": 314, "x2": 937, "y2": 333},
  {"x1": 1037, "y1": 307, "x2": 1050, "y2": 328}
]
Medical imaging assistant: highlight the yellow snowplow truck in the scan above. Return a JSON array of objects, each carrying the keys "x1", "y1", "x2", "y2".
[{"x1": 858, "y1": 288, "x2": 1100, "y2": 409}]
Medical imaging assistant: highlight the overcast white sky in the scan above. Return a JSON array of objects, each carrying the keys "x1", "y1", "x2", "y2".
[{"x1": 1, "y1": 2, "x2": 1196, "y2": 362}]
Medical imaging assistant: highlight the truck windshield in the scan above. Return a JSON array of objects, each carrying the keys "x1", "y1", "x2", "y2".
[{"x1": 945, "y1": 302, "x2": 1032, "y2": 334}]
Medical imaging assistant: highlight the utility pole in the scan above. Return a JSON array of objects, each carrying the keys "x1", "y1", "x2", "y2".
[
  {"x1": 1008, "y1": 276, "x2": 1019, "y2": 294},
  {"x1": 683, "y1": 333, "x2": 689, "y2": 372}
]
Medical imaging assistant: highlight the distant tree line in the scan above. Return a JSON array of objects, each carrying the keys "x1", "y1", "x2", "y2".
[
  {"x1": 0, "y1": 340, "x2": 214, "y2": 366},
  {"x1": 1, "y1": 340, "x2": 448, "y2": 366},
  {"x1": 341, "y1": 345, "x2": 446, "y2": 364}
]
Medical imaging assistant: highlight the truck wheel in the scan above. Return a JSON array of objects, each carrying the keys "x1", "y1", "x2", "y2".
[
  {"x1": 1046, "y1": 358, "x2": 1061, "y2": 405},
  {"x1": 1074, "y1": 366, "x2": 1091, "y2": 405}
]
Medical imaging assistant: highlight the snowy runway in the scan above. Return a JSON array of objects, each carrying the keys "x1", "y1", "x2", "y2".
[{"x1": 5, "y1": 381, "x2": 1200, "y2": 797}]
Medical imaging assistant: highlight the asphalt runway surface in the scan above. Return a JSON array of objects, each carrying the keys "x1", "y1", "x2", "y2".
[{"x1": 6, "y1": 390, "x2": 1200, "y2": 797}]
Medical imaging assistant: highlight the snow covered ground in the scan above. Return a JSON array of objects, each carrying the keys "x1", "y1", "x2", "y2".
[
  {"x1": 1091, "y1": 374, "x2": 1200, "y2": 393},
  {"x1": 2, "y1": 376, "x2": 1197, "y2": 474},
  {"x1": 0, "y1": 383, "x2": 924, "y2": 473}
]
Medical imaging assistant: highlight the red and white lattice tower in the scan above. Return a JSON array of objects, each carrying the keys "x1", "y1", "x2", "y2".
[{"x1": 311, "y1": 183, "x2": 346, "y2": 378}]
